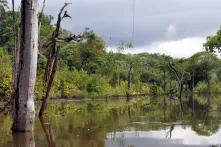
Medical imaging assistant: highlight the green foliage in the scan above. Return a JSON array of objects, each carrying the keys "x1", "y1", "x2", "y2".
[
  {"x1": 149, "y1": 84, "x2": 161, "y2": 96},
  {"x1": 86, "y1": 74, "x2": 110, "y2": 97},
  {"x1": 195, "y1": 81, "x2": 208, "y2": 94},
  {"x1": 77, "y1": 31, "x2": 106, "y2": 73},
  {"x1": 186, "y1": 52, "x2": 218, "y2": 88},
  {"x1": 0, "y1": 0, "x2": 7, "y2": 15},
  {"x1": 35, "y1": 72, "x2": 44, "y2": 99},
  {"x1": 0, "y1": 11, "x2": 20, "y2": 52},
  {"x1": 39, "y1": 14, "x2": 54, "y2": 43},
  {"x1": 189, "y1": 52, "x2": 218, "y2": 73},
  {"x1": 204, "y1": 27, "x2": 221, "y2": 53},
  {"x1": 1, "y1": 10, "x2": 221, "y2": 107},
  {"x1": 59, "y1": 43, "x2": 79, "y2": 70},
  {"x1": 140, "y1": 72, "x2": 161, "y2": 85},
  {"x1": 0, "y1": 48, "x2": 12, "y2": 100}
]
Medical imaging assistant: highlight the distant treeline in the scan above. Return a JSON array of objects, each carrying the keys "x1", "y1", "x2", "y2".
[{"x1": 1, "y1": 8, "x2": 221, "y2": 108}]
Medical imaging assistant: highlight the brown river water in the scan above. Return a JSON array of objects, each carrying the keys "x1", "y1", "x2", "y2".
[{"x1": 0, "y1": 98, "x2": 221, "y2": 147}]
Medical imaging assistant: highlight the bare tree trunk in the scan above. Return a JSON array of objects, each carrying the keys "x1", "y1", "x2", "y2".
[
  {"x1": 12, "y1": 0, "x2": 38, "y2": 132},
  {"x1": 192, "y1": 72, "x2": 195, "y2": 113},
  {"x1": 163, "y1": 70, "x2": 166, "y2": 108},
  {"x1": 126, "y1": 64, "x2": 132, "y2": 101},
  {"x1": 178, "y1": 82, "x2": 184, "y2": 112},
  {"x1": 127, "y1": 65, "x2": 132, "y2": 90},
  {"x1": 13, "y1": 132, "x2": 35, "y2": 147}
]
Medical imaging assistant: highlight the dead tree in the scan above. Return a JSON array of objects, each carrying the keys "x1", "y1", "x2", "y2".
[
  {"x1": 168, "y1": 62, "x2": 188, "y2": 112},
  {"x1": 126, "y1": 61, "x2": 133, "y2": 101},
  {"x1": 162, "y1": 68, "x2": 167, "y2": 108},
  {"x1": 13, "y1": 132, "x2": 35, "y2": 147},
  {"x1": 39, "y1": 3, "x2": 83, "y2": 116},
  {"x1": 12, "y1": 0, "x2": 38, "y2": 132}
]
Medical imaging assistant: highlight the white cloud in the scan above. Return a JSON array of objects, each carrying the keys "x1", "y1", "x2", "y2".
[
  {"x1": 165, "y1": 24, "x2": 177, "y2": 39},
  {"x1": 107, "y1": 37, "x2": 206, "y2": 58}
]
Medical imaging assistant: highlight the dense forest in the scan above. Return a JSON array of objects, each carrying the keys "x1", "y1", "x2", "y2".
[{"x1": 1, "y1": 1, "x2": 221, "y2": 110}]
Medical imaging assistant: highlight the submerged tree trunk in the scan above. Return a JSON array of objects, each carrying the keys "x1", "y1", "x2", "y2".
[
  {"x1": 12, "y1": 0, "x2": 38, "y2": 132},
  {"x1": 168, "y1": 63, "x2": 184, "y2": 112},
  {"x1": 13, "y1": 132, "x2": 35, "y2": 147},
  {"x1": 39, "y1": 117, "x2": 56, "y2": 147}
]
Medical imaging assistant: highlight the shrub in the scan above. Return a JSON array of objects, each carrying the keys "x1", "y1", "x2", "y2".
[
  {"x1": 195, "y1": 81, "x2": 208, "y2": 94},
  {"x1": 0, "y1": 48, "x2": 12, "y2": 100},
  {"x1": 86, "y1": 74, "x2": 111, "y2": 98}
]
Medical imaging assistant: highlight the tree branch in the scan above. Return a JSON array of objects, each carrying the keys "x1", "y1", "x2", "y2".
[{"x1": 39, "y1": 3, "x2": 71, "y2": 116}]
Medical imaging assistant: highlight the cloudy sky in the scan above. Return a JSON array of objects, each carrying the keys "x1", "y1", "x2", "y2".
[{"x1": 11, "y1": 0, "x2": 221, "y2": 58}]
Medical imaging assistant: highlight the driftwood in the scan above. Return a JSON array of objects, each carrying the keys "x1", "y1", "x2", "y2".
[{"x1": 39, "y1": 3, "x2": 83, "y2": 116}]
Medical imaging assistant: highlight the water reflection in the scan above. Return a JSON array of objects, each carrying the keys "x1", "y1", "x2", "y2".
[
  {"x1": 39, "y1": 117, "x2": 56, "y2": 147},
  {"x1": 106, "y1": 125, "x2": 221, "y2": 147},
  {"x1": 0, "y1": 99, "x2": 221, "y2": 146}
]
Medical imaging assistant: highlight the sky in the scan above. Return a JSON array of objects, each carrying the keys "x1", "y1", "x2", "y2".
[{"x1": 10, "y1": 0, "x2": 221, "y2": 58}]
